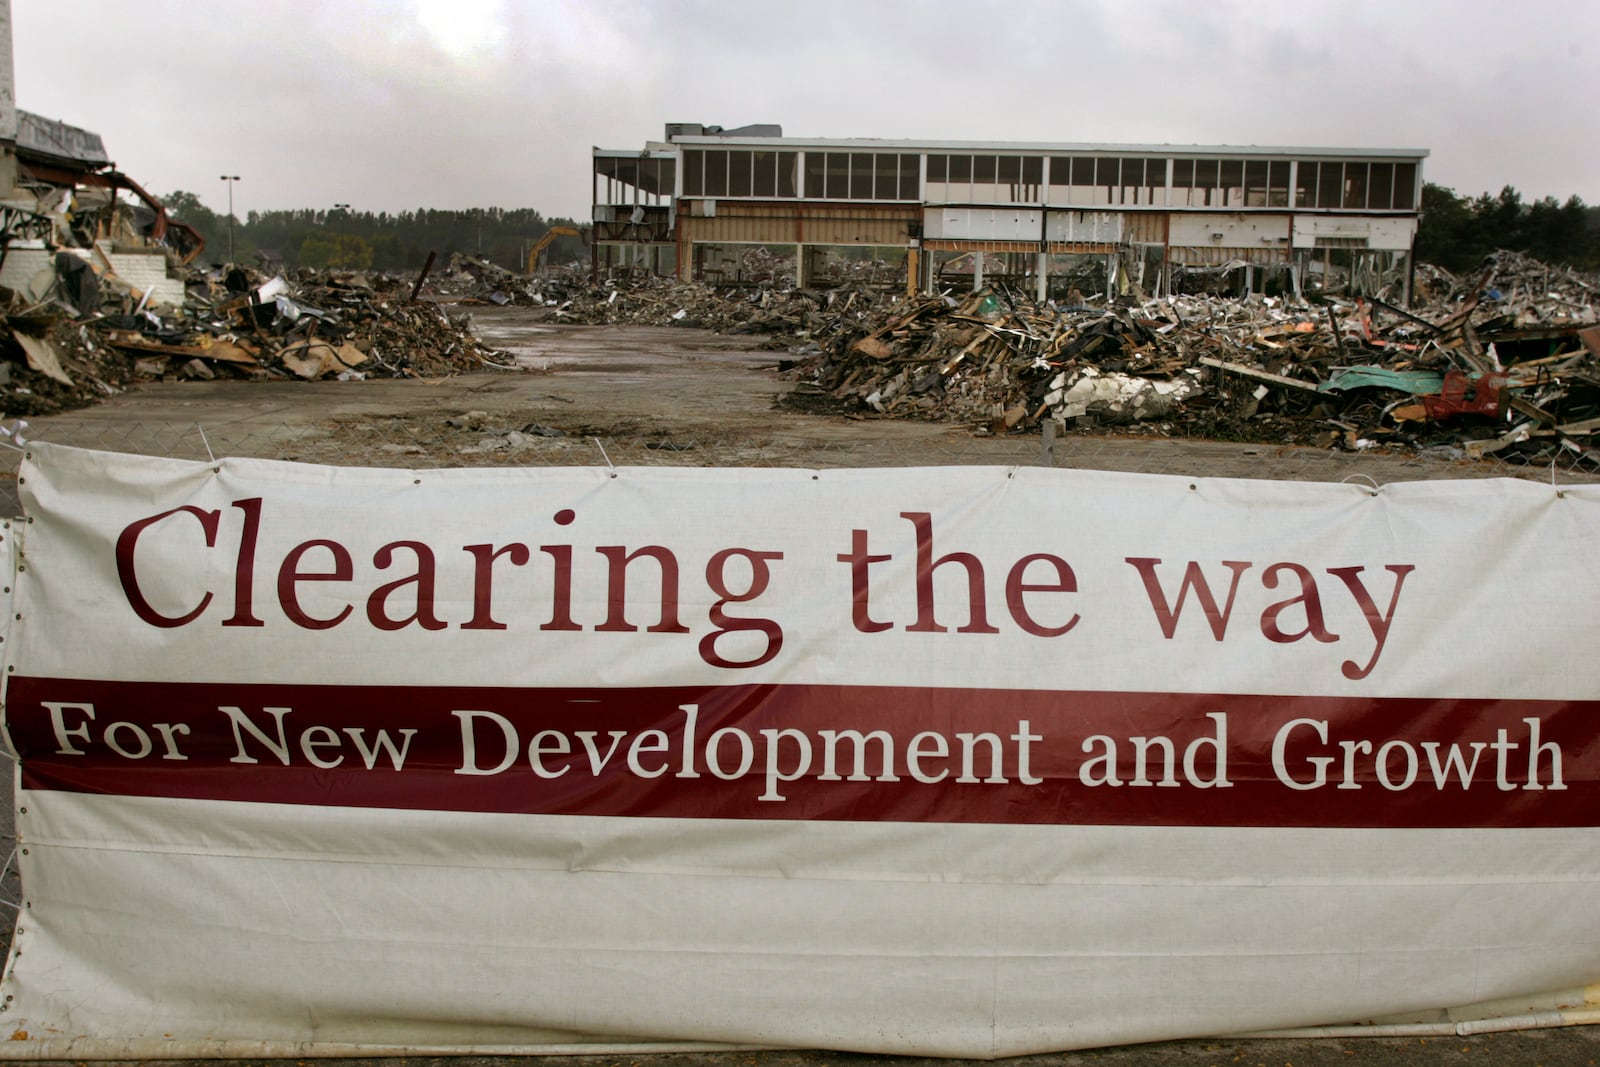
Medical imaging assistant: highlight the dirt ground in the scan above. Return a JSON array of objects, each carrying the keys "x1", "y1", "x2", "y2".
[{"x1": 3, "y1": 307, "x2": 1598, "y2": 1064}]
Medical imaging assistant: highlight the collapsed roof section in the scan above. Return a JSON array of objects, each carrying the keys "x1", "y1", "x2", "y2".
[
  {"x1": 15, "y1": 110, "x2": 110, "y2": 168},
  {"x1": 0, "y1": 107, "x2": 203, "y2": 319}
]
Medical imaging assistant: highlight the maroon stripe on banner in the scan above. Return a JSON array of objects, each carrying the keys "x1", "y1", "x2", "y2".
[{"x1": 5, "y1": 676, "x2": 1599, "y2": 827}]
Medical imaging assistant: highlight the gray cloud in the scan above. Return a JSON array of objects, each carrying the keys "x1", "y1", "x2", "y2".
[{"x1": 13, "y1": 0, "x2": 1599, "y2": 218}]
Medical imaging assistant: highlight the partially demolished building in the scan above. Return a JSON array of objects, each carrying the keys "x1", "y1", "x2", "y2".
[
  {"x1": 0, "y1": 0, "x2": 199, "y2": 318},
  {"x1": 593, "y1": 124, "x2": 1427, "y2": 301},
  {"x1": 0, "y1": 111, "x2": 201, "y2": 310}
]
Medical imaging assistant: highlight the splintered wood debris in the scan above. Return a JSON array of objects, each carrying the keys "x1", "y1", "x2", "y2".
[
  {"x1": 0, "y1": 265, "x2": 513, "y2": 414},
  {"x1": 777, "y1": 253, "x2": 1600, "y2": 464}
]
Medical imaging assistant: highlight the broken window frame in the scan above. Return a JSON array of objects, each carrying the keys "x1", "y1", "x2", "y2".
[
  {"x1": 850, "y1": 153, "x2": 873, "y2": 199},
  {"x1": 670, "y1": 145, "x2": 1419, "y2": 212},
  {"x1": 683, "y1": 151, "x2": 705, "y2": 199},
  {"x1": 729, "y1": 152, "x2": 753, "y2": 198},
  {"x1": 703, "y1": 150, "x2": 729, "y2": 197},
  {"x1": 1342, "y1": 162, "x2": 1369, "y2": 210},
  {"x1": 1290, "y1": 159, "x2": 1415, "y2": 211},
  {"x1": 799, "y1": 151, "x2": 918, "y2": 201},
  {"x1": 1392, "y1": 163, "x2": 1417, "y2": 210},
  {"x1": 1315, "y1": 162, "x2": 1342, "y2": 209},
  {"x1": 594, "y1": 155, "x2": 677, "y2": 207},
  {"x1": 1219, "y1": 160, "x2": 1245, "y2": 208},
  {"x1": 680, "y1": 149, "x2": 796, "y2": 199},
  {"x1": 1268, "y1": 161, "x2": 1290, "y2": 207},
  {"x1": 1244, "y1": 160, "x2": 1269, "y2": 207},
  {"x1": 753, "y1": 151, "x2": 777, "y2": 198},
  {"x1": 927, "y1": 154, "x2": 1045, "y2": 204},
  {"x1": 1172, "y1": 158, "x2": 1222, "y2": 208}
]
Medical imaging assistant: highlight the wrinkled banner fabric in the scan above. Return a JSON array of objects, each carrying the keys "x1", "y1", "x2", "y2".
[{"x1": 1, "y1": 442, "x2": 1597, "y2": 1058}]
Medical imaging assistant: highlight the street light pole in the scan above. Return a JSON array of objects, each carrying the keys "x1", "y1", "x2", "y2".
[
  {"x1": 219, "y1": 175, "x2": 241, "y2": 264},
  {"x1": 333, "y1": 203, "x2": 351, "y2": 268}
]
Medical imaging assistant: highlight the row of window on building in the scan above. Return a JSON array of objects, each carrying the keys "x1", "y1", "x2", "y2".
[{"x1": 631, "y1": 150, "x2": 1418, "y2": 211}]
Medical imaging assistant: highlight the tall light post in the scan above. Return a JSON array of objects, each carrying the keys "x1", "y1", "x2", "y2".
[
  {"x1": 219, "y1": 175, "x2": 241, "y2": 264},
  {"x1": 333, "y1": 203, "x2": 351, "y2": 268}
]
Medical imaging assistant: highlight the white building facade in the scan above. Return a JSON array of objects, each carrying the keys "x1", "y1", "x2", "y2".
[{"x1": 594, "y1": 124, "x2": 1427, "y2": 301}]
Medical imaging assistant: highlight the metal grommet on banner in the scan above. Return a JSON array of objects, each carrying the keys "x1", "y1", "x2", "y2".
[{"x1": 1341, "y1": 473, "x2": 1382, "y2": 497}]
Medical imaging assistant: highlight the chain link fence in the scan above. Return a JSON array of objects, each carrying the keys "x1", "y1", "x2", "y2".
[{"x1": 8, "y1": 411, "x2": 1599, "y2": 488}]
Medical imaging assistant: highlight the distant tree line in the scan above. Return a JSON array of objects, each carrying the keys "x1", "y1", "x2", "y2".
[
  {"x1": 1415, "y1": 183, "x2": 1599, "y2": 273},
  {"x1": 160, "y1": 192, "x2": 588, "y2": 275}
]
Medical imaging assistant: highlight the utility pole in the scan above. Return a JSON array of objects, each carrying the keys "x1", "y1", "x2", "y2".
[
  {"x1": 333, "y1": 203, "x2": 351, "y2": 268},
  {"x1": 219, "y1": 175, "x2": 241, "y2": 264}
]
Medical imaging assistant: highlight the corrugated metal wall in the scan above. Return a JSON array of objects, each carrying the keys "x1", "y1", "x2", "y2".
[
  {"x1": 1119, "y1": 212, "x2": 1168, "y2": 245},
  {"x1": 665, "y1": 200, "x2": 1400, "y2": 283},
  {"x1": 680, "y1": 203, "x2": 916, "y2": 246}
]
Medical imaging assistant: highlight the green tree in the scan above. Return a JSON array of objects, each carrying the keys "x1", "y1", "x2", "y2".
[
  {"x1": 299, "y1": 232, "x2": 373, "y2": 270},
  {"x1": 161, "y1": 189, "x2": 235, "y2": 265},
  {"x1": 1416, "y1": 182, "x2": 1600, "y2": 272},
  {"x1": 168, "y1": 199, "x2": 588, "y2": 272},
  {"x1": 332, "y1": 234, "x2": 373, "y2": 270},
  {"x1": 297, "y1": 233, "x2": 337, "y2": 269},
  {"x1": 1415, "y1": 182, "x2": 1478, "y2": 271}
]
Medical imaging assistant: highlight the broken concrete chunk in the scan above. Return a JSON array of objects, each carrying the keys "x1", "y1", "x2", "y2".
[{"x1": 13, "y1": 331, "x2": 74, "y2": 385}]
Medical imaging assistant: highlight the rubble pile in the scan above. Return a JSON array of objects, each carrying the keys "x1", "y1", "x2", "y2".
[
  {"x1": 426, "y1": 253, "x2": 568, "y2": 307},
  {"x1": 0, "y1": 265, "x2": 511, "y2": 414},
  {"x1": 733, "y1": 247, "x2": 796, "y2": 288},
  {"x1": 785, "y1": 253, "x2": 1600, "y2": 463},
  {"x1": 552, "y1": 273, "x2": 894, "y2": 341},
  {"x1": 1412, "y1": 249, "x2": 1597, "y2": 331},
  {"x1": 3, "y1": 222, "x2": 1597, "y2": 467}
]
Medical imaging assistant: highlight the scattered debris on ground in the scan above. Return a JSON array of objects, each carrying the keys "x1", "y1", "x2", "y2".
[
  {"x1": 778, "y1": 251, "x2": 1600, "y2": 466},
  {"x1": 0, "y1": 264, "x2": 513, "y2": 414},
  {"x1": 549, "y1": 271, "x2": 884, "y2": 345},
  {"x1": 2, "y1": 233, "x2": 1596, "y2": 467}
]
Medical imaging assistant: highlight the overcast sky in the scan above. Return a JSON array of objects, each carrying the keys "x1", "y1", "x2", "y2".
[{"x1": 12, "y1": 0, "x2": 1598, "y2": 220}]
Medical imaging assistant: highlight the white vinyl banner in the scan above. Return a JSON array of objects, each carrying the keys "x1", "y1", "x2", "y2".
[{"x1": 1, "y1": 442, "x2": 1598, "y2": 1057}]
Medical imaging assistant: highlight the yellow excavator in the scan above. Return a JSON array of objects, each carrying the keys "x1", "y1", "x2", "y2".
[{"x1": 526, "y1": 226, "x2": 579, "y2": 274}]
